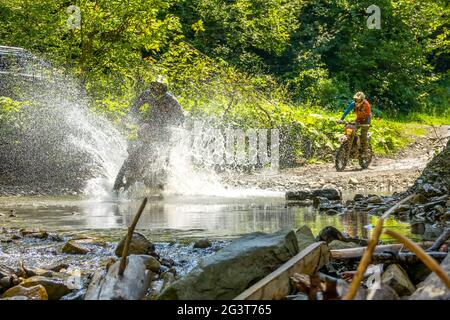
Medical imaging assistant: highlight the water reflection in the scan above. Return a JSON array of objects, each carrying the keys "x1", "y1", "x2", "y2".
[{"x1": 0, "y1": 196, "x2": 426, "y2": 241}]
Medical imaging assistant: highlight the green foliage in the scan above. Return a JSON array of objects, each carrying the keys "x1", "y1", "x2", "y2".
[{"x1": 0, "y1": 0, "x2": 448, "y2": 165}]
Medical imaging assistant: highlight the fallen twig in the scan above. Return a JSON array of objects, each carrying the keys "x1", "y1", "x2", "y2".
[{"x1": 118, "y1": 197, "x2": 148, "y2": 276}]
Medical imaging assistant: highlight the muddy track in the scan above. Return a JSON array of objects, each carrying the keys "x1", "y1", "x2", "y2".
[{"x1": 224, "y1": 125, "x2": 450, "y2": 193}]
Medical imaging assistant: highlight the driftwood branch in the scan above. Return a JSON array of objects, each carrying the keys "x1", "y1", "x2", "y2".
[
  {"x1": 331, "y1": 242, "x2": 435, "y2": 259},
  {"x1": 331, "y1": 244, "x2": 405, "y2": 259},
  {"x1": 369, "y1": 252, "x2": 447, "y2": 264},
  {"x1": 118, "y1": 197, "x2": 148, "y2": 276}
]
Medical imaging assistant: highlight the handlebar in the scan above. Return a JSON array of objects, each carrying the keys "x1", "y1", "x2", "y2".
[{"x1": 336, "y1": 120, "x2": 370, "y2": 128}]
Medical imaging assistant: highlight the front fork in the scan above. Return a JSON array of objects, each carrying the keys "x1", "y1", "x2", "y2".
[{"x1": 343, "y1": 131, "x2": 357, "y2": 160}]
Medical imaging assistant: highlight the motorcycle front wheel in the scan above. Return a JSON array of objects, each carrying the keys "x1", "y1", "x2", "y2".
[{"x1": 335, "y1": 143, "x2": 349, "y2": 172}]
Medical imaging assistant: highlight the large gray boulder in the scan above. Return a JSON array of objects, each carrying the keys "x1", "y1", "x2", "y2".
[
  {"x1": 85, "y1": 255, "x2": 153, "y2": 300},
  {"x1": 158, "y1": 230, "x2": 299, "y2": 300}
]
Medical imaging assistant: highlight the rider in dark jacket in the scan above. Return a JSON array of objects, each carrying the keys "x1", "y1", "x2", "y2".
[
  {"x1": 113, "y1": 80, "x2": 185, "y2": 192},
  {"x1": 130, "y1": 80, "x2": 185, "y2": 141}
]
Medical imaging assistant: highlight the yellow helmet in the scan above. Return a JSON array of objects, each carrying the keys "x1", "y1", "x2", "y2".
[{"x1": 353, "y1": 92, "x2": 365, "y2": 102}]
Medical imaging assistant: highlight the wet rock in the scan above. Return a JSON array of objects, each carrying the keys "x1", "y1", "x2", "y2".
[
  {"x1": 48, "y1": 234, "x2": 64, "y2": 242},
  {"x1": 148, "y1": 280, "x2": 164, "y2": 299},
  {"x1": 419, "y1": 183, "x2": 444, "y2": 197},
  {"x1": 329, "y1": 240, "x2": 359, "y2": 250},
  {"x1": 325, "y1": 209, "x2": 341, "y2": 216},
  {"x1": 367, "y1": 284, "x2": 400, "y2": 300},
  {"x1": 286, "y1": 190, "x2": 311, "y2": 201},
  {"x1": 20, "y1": 276, "x2": 72, "y2": 300},
  {"x1": 286, "y1": 200, "x2": 314, "y2": 207},
  {"x1": 161, "y1": 258, "x2": 175, "y2": 268},
  {"x1": 393, "y1": 204, "x2": 411, "y2": 214},
  {"x1": 367, "y1": 196, "x2": 383, "y2": 204},
  {"x1": 433, "y1": 205, "x2": 445, "y2": 215},
  {"x1": 62, "y1": 240, "x2": 90, "y2": 255},
  {"x1": 161, "y1": 272, "x2": 176, "y2": 292},
  {"x1": 318, "y1": 202, "x2": 344, "y2": 212},
  {"x1": 287, "y1": 188, "x2": 341, "y2": 201},
  {"x1": 411, "y1": 222, "x2": 426, "y2": 235},
  {"x1": 0, "y1": 264, "x2": 15, "y2": 279},
  {"x1": 381, "y1": 264, "x2": 416, "y2": 296},
  {"x1": 137, "y1": 255, "x2": 161, "y2": 273},
  {"x1": 158, "y1": 230, "x2": 299, "y2": 300},
  {"x1": 22, "y1": 266, "x2": 55, "y2": 278},
  {"x1": 0, "y1": 237, "x2": 12, "y2": 243},
  {"x1": 313, "y1": 196, "x2": 328, "y2": 208},
  {"x1": 0, "y1": 276, "x2": 12, "y2": 289},
  {"x1": 409, "y1": 254, "x2": 450, "y2": 300},
  {"x1": 3, "y1": 285, "x2": 48, "y2": 300},
  {"x1": 9, "y1": 209, "x2": 16, "y2": 217},
  {"x1": 71, "y1": 236, "x2": 107, "y2": 247},
  {"x1": 411, "y1": 194, "x2": 428, "y2": 205},
  {"x1": 193, "y1": 239, "x2": 212, "y2": 249},
  {"x1": 354, "y1": 194, "x2": 365, "y2": 202},
  {"x1": 295, "y1": 226, "x2": 316, "y2": 251},
  {"x1": 85, "y1": 255, "x2": 152, "y2": 300},
  {"x1": 19, "y1": 229, "x2": 48, "y2": 239},
  {"x1": 312, "y1": 188, "x2": 342, "y2": 201},
  {"x1": 115, "y1": 232, "x2": 155, "y2": 257},
  {"x1": 316, "y1": 226, "x2": 347, "y2": 244},
  {"x1": 43, "y1": 263, "x2": 69, "y2": 272},
  {"x1": 440, "y1": 211, "x2": 450, "y2": 221}
]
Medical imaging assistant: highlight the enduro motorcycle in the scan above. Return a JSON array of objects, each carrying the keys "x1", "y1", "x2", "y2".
[
  {"x1": 113, "y1": 125, "x2": 170, "y2": 194},
  {"x1": 335, "y1": 121, "x2": 373, "y2": 172}
]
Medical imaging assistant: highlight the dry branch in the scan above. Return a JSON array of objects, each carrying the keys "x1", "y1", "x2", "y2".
[{"x1": 118, "y1": 197, "x2": 148, "y2": 276}]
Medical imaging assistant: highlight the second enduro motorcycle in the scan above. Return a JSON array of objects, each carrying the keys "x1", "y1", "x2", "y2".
[{"x1": 335, "y1": 121, "x2": 373, "y2": 171}]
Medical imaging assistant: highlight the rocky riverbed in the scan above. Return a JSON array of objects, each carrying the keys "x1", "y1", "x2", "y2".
[{"x1": 0, "y1": 226, "x2": 229, "y2": 300}]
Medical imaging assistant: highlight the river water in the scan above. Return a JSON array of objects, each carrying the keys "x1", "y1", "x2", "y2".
[{"x1": 0, "y1": 192, "x2": 429, "y2": 243}]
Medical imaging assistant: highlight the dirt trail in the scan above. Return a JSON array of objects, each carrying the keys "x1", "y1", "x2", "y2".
[{"x1": 225, "y1": 125, "x2": 450, "y2": 193}]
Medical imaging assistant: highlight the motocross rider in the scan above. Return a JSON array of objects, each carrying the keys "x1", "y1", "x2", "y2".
[
  {"x1": 130, "y1": 77, "x2": 186, "y2": 143},
  {"x1": 339, "y1": 92, "x2": 372, "y2": 158},
  {"x1": 114, "y1": 78, "x2": 185, "y2": 191}
]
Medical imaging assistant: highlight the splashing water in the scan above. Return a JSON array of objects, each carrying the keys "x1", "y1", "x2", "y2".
[
  {"x1": 163, "y1": 124, "x2": 283, "y2": 198},
  {"x1": 2, "y1": 51, "x2": 280, "y2": 200},
  {"x1": 1, "y1": 54, "x2": 127, "y2": 196}
]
